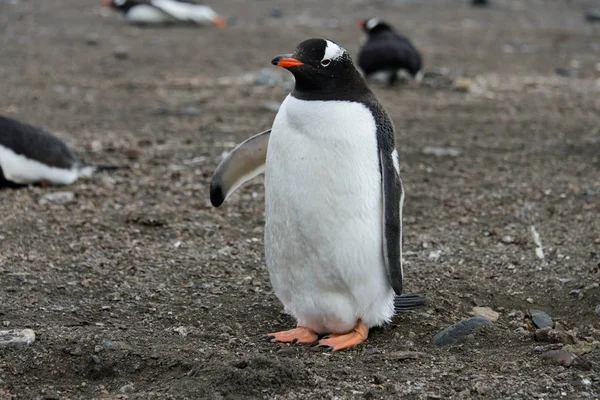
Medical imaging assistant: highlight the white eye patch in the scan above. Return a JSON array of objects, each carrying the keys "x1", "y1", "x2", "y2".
[
  {"x1": 323, "y1": 40, "x2": 345, "y2": 62},
  {"x1": 365, "y1": 18, "x2": 379, "y2": 30}
]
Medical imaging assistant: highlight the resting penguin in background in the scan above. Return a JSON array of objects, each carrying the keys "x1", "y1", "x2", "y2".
[
  {"x1": 357, "y1": 18, "x2": 422, "y2": 86},
  {"x1": 0, "y1": 115, "x2": 119, "y2": 188},
  {"x1": 102, "y1": 0, "x2": 227, "y2": 27},
  {"x1": 210, "y1": 38, "x2": 425, "y2": 352}
]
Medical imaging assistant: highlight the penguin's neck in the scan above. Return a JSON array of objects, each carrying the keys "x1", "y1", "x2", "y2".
[{"x1": 291, "y1": 71, "x2": 373, "y2": 102}]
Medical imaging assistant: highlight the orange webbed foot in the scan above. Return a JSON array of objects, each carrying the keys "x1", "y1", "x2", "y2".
[
  {"x1": 317, "y1": 320, "x2": 369, "y2": 352},
  {"x1": 266, "y1": 325, "x2": 318, "y2": 344}
]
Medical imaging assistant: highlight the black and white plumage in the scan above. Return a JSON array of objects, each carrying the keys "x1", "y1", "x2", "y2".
[
  {"x1": 102, "y1": 0, "x2": 226, "y2": 27},
  {"x1": 210, "y1": 39, "x2": 424, "y2": 351},
  {"x1": 0, "y1": 115, "x2": 118, "y2": 188},
  {"x1": 357, "y1": 18, "x2": 422, "y2": 85}
]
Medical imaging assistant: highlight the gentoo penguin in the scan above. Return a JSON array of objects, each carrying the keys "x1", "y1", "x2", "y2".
[
  {"x1": 102, "y1": 0, "x2": 226, "y2": 27},
  {"x1": 210, "y1": 38, "x2": 425, "y2": 351},
  {"x1": 357, "y1": 18, "x2": 422, "y2": 86},
  {"x1": 0, "y1": 115, "x2": 118, "y2": 188}
]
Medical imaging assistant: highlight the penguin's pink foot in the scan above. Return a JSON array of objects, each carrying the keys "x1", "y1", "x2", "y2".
[
  {"x1": 266, "y1": 325, "x2": 318, "y2": 344},
  {"x1": 317, "y1": 320, "x2": 369, "y2": 352}
]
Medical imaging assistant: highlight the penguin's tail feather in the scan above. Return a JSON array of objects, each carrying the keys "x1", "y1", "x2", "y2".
[
  {"x1": 394, "y1": 293, "x2": 426, "y2": 313},
  {"x1": 93, "y1": 164, "x2": 125, "y2": 173},
  {"x1": 78, "y1": 163, "x2": 127, "y2": 178}
]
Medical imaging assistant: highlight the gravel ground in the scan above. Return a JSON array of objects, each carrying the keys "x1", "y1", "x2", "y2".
[{"x1": 0, "y1": 0, "x2": 599, "y2": 399}]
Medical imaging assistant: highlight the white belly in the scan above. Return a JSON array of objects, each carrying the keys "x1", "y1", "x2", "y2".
[
  {"x1": 125, "y1": 5, "x2": 174, "y2": 24},
  {"x1": 264, "y1": 95, "x2": 394, "y2": 334},
  {"x1": 0, "y1": 144, "x2": 79, "y2": 185}
]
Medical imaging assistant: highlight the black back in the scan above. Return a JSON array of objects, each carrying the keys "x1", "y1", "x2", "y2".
[
  {"x1": 110, "y1": 0, "x2": 198, "y2": 12},
  {"x1": 0, "y1": 115, "x2": 78, "y2": 169},
  {"x1": 358, "y1": 19, "x2": 422, "y2": 77}
]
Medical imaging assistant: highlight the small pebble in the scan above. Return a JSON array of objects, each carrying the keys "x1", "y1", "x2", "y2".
[
  {"x1": 179, "y1": 106, "x2": 201, "y2": 116},
  {"x1": 39, "y1": 191, "x2": 74, "y2": 205},
  {"x1": 422, "y1": 146, "x2": 460, "y2": 157},
  {"x1": 269, "y1": 6, "x2": 283, "y2": 18},
  {"x1": 595, "y1": 304, "x2": 600, "y2": 317},
  {"x1": 501, "y1": 235, "x2": 514, "y2": 244},
  {"x1": 85, "y1": 33, "x2": 100, "y2": 46},
  {"x1": 91, "y1": 355, "x2": 101, "y2": 364},
  {"x1": 113, "y1": 45, "x2": 129, "y2": 60}
]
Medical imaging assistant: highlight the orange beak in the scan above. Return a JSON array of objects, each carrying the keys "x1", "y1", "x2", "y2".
[
  {"x1": 357, "y1": 19, "x2": 365, "y2": 28},
  {"x1": 101, "y1": 0, "x2": 112, "y2": 8},
  {"x1": 271, "y1": 56, "x2": 303, "y2": 68},
  {"x1": 212, "y1": 15, "x2": 227, "y2": 28}
]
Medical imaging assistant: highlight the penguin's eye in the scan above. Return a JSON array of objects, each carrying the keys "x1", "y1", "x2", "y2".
[{"x1": 320, "y1": 59, "x2": 331, "y2": 67}]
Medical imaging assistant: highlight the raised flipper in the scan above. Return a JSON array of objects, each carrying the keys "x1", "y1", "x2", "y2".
[{"x1": 210, "y1": 129, "x2": 270, "y2": 207}]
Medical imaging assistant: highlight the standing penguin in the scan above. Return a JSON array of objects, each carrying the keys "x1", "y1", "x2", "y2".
[
  {"x1": 210, "y1": 39, "x2": 424, "y2": 351},
  {"x1": 0, "y1": 115, "x2": 118, "y2": 188},
  {"x1": 102, "y1": 0, "x2": 226, "y2": 27},
  {"x1": 357, "y1": 18, "x2": 422, "y2": 86}
]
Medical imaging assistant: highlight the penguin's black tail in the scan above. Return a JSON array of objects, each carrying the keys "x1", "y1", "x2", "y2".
[
  {"x1": 93, "y1": 164, "x2": 125, "y2": 173},
  {"x1": 394, "y1": 293, "x2": 426, "y2": 313}
]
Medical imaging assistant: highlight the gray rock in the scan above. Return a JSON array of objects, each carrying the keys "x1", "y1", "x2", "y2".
[
  {"x1": 120, "y1": 384, "x2": 135, "y2": 394},
  {"x1": 269, "y1": 6, "x2": 283, "y2": 18},
  {"x1": 0, "y1": 329, "x2": 36, "y2": 347},
  {"x1": 530, "y1": 309, "x2": 553, "y2": 329},
  {"x1": 180, "y1": 106, "x2": 201, "y2": 116},
  {"x1": 501, "y1": 235, "x2": 514, "y2": 244},
  {"x1": 85, "y1": 33, "x2": 100, "y2": 46},
  {"x1": 52, "y1": 84, "x2": 66, "y2": 94},
  {"x1": 113, "y1": 46, "x2": 129, "y2": 60},
  {"x1": 39, "y1": 191, "x2": 75, "y2": 205},
  {"x1": 433, "y1": 316, "x2": 493, "y2": 346},
  {"x1": 595, "y1": 304, "x2": 600, "y2": 316},
  {"x1": 422, "y1": 146, "x2": 461, "y2": 157}
]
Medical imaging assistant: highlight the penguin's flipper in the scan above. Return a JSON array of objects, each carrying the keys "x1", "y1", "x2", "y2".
[
  {"x1": 210, "y1": 129, "x2": 270, "y2": 207},
  {"x1": 380, "y1": 148, "x2": 404, "y2": 295},
  {"x1": 394, "y1": 293, "x2": 426, "y2": 313}
]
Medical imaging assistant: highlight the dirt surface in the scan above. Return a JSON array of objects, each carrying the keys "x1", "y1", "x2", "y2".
[{"x1": 1, "y1": 0, "x2": 600, "y2": 398}]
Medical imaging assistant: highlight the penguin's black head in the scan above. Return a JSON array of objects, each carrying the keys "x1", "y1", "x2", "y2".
[
  {"x1": 272, "y1": 38, "x2": 368, "y2": 97},
  {"x1": 102, "y1": 0, "x2": 139, "y2": 11},
  {"x1": 358, "y1": 18, "x2": 394, "y2": 35}
]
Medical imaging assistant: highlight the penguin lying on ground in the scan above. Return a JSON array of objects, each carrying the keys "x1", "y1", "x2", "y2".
[
  {"x1": 102, "y1": 0, "x2": 226, "y2": 27},
  {"x1": 357, "y1": 18, "x2": 422, "y2": 86},
  {"x1": 0, "y1": 115, "x2": 119, "y2": 188},
  {"x1": 211, "y1": 39, "x2": 425, "y2": 352}
]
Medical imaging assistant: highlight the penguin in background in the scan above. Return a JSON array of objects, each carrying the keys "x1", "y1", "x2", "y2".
[
  {"x1": 211, "y1": 39, "x2": 425, "y2": 351},
  {"x1": 0, "y1": 115, "x2": 119, "y2": 188},
  {"x1": 102, "y1": 0, "x2": 227, "y2": 28},
  {"x1": 357, "y1": 18, "x2": 422, "y2": 86}
]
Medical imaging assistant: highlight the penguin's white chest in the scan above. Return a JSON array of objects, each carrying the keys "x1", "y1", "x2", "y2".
[
  {"x1": 264, "y1": 95, "x2": 394, "y2": 334},
  {"x1": 125, "y1": 5, "x2": 174, "y2": 24},
  {"x1": 0, "y1": 144, "x2": 79, "y2": 185}
]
